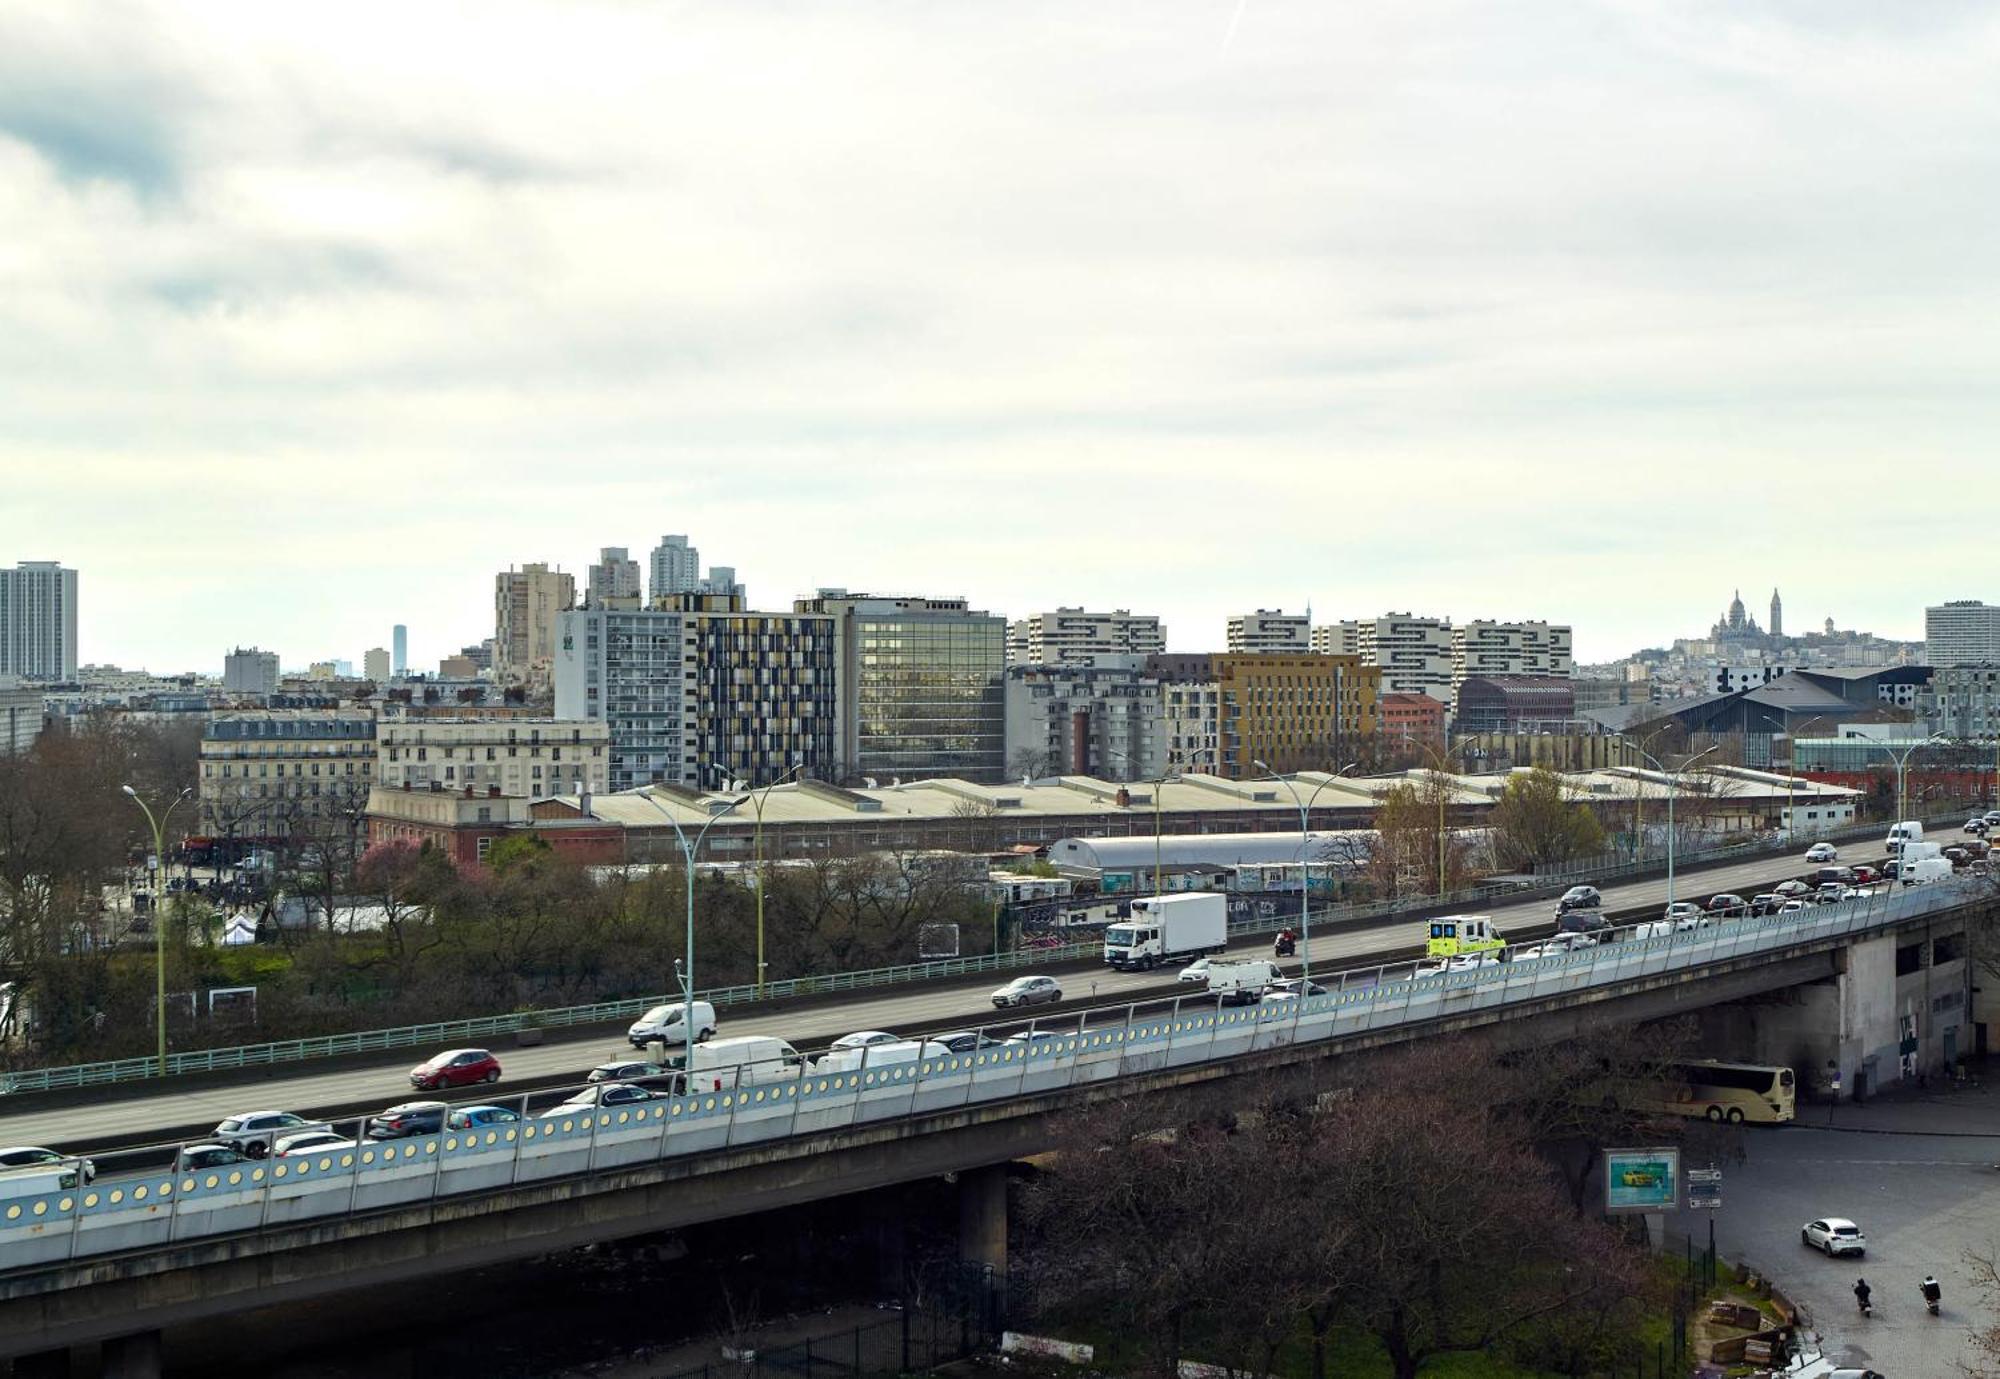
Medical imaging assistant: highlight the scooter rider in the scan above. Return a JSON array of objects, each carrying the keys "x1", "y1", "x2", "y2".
[
  {"x1": 1922, "y1": 1275, "x2": 1942, "y2": 1314},
  {"x1": 1854, "y1": 1278, "x2": 1872, "y2": 1314}
]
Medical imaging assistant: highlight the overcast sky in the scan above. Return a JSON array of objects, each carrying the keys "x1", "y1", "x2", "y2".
[{"x1": 4, "y1": 1, "x2": 1998, "y2": 674}]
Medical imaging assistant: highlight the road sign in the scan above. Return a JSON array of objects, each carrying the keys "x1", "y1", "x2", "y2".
[{"x1": 1686, "y1": 1166, "x2": 1722, "y2": 1210}]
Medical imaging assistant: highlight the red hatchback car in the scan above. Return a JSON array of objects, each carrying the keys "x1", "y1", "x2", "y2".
[{"x1": 409, "y1": 1048, "x2": 502, "y2": 1091}]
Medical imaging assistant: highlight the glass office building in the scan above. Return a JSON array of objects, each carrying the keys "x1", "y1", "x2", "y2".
[{"x1": 797, "y1": 594, "x2": 1006, "y2": 784}]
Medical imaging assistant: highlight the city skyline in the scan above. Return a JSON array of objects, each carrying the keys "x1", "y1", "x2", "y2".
[{"x1": 6, "y1": 3, "x2": 2000, "y2": 669}]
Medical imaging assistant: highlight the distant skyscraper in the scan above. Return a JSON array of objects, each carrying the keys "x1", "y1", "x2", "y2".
[
  {"x1": 1925, "y1": 601, "x2": 2000, "y2": 667},
  {"x1": 1769, "y1": 589, "x2": 1783, "y2": 639},
  {"x1": 494, "y1": 563, "x2": 576, "y2": 687},
  {"x1": 649, "y1": 535, "x2": 701, "y2": 601},
  {"x1": 0, "y1": 561, "x2": 78, "y2": 681},
  {"x1": 392, "y1": 624, "x2": 407, "y2": 675},
  {"x1": 223, "y1": 647, "x2": 279, "y2": 696},
  {"x1": 588, "y1": 547, "x2": 644, "y2": 608},
  {"x1": 364, "y1": 647, "x2": 391, "y2": 682}
]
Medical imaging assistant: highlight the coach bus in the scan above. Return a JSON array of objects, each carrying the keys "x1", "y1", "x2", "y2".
[{"x1": 1634, "y1": 1060, "x2": 1797, "y2": 1124}]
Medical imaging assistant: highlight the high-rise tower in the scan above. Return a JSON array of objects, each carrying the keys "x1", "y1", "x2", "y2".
[{"x1": 1769, "y1": 589, "x2": 1782, "y2": 639}]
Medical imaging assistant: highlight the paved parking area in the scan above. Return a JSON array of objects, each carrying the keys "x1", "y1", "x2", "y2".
[{"x1": 1668, "y1": 1082, "x2": 2000, "y2": 1376}]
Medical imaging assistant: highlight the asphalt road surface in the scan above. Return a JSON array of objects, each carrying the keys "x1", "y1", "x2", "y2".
[
  {"x1": 0, "y1": 845, "x2": 1888, "y2": 1161},
  {"x1": 1668, "y1": 1084, "x2": 2000, "y2": 1376}
]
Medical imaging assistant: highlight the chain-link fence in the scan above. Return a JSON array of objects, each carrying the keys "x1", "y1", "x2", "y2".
[{"x1": 649, "y1": 1290, "x2": 991, "y2": 1379}]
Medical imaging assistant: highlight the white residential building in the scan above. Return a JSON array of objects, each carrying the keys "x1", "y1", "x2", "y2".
[
  {"x1": 0, "y1": 561, "x2": 77, "y2": 682},
  {"x1": 494, "y1": 563, "x2": 576, "y2": 687},
  {"x1": 1007, "y1": 609, "x2": 1165, "y2": 667},
  {"x1": 1226, "y1": 610, "x2": 1310, "y2": 654},
  {"x1": 0, "y1": 679, "x2": 42, "y2": 754},
  {"x1": 1925, "y1": 601, "x2": 2000, "y2": 668},
  {"x1": 648, "y1": 535, "x2": 744, "y2": 604},
  {"x1": 1452, "y1": 620, "x2": 1574, "y2": 690},
  {"x1": 1319, "y1": 613, "x2": 1455, "y2": 703},
  {"x1": 363, "y1": 647, "x2": 391, "y2": 683},
  {"x1": 375, "y1": 715, "x2": 611, "y2": 797},
  {"x1": 222, "y1": 647, "x2": 280, "y2": 696},
  {"x1": 1003, "y1": 664, "x2": 1164, "y2": 781}
]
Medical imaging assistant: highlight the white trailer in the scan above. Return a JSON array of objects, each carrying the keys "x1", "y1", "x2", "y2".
[{"x1": 1103, "y1": 894, "x2": 1228, "y2": 971}]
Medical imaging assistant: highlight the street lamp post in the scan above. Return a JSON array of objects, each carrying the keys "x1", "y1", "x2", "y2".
[
  {"x1": 1618, "y1": 744, "x2": 1721, "y2": 910},
  {"x1": 1101, "y1": 748, "x2": 1183, "y2": 899},
  {"x1": 634, "y1": 774, "x2": 747, "y2": 1061},
  {"x1": 120, "y1": 784, "x2": 191, "y2": 1075},
  {"x1": 1874, "y1": 734, "x2": 1948, "y2": 828},
  {"x1": 1253, "y1": 760, "x2": 1359, "y2": 983},
  {"x1": 729, "y1": 758, "x2": 805, "y2": 996}
]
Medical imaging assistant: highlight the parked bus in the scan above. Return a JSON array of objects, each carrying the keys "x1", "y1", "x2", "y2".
[{"x1": 1633, "y1": 1060, "x2": 1796, "y2": 1124}]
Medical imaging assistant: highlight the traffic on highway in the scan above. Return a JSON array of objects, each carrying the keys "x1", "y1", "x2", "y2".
[{"x1": 0, "y1": 830, "x2": 1961, "y2": 1209}]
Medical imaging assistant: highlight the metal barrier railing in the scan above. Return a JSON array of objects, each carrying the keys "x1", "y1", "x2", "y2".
[
  {"x1": 0, "y1": 874, "x2": 1975, "y2": 1273},
  {"x1": 0, "y1": 810, "x2": 1944, "y2": 1096}
]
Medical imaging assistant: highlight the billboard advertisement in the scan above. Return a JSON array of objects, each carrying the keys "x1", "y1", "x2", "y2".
[{"x1": 1604, "y1": 1147, "x2": 1680, "y2": 1213}]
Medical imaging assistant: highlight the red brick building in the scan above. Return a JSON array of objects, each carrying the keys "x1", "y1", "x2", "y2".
[
  {"x1": 366, "y1": 785, "x2": 626, "y2": 868},
  {"x1": 1378, "y1": 691, "x2": 1445, "y2": 742}
]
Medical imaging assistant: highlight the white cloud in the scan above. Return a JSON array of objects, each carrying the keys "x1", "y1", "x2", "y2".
[{"x1": 1, "y1": 0, "x2": 1997, "y2": 671}]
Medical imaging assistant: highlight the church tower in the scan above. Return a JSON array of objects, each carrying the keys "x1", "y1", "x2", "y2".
[{"x1": 1770, "y1": 588, "x2": 1783, "y2": 639}]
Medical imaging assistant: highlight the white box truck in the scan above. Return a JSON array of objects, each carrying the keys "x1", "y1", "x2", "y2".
[
  {"x1": 1901, "y1": 857, "x2": 1952, "y2": 886},
  {"x1": 1104, "y1": 894, "x2": 1227, "y2": 971},
  {"x1": 1204, "y1": 958, "x2": 1281, "y2": 1005}
]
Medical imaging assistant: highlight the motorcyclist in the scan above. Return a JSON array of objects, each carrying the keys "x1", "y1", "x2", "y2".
[
  {"x1": 1854, "y1": 1278, "x2": 1872, "y2": 1312},
  {"x1": 1922, "y1": 1275, "x2": 1942, "y2": 1311}
]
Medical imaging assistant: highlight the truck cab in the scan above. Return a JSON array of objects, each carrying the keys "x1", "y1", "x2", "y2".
[{"x1": 1425, "y1": 915, "x2": 1506, "y2": 960}]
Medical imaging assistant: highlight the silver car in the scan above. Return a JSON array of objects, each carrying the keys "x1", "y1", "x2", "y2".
[{"x1": 991, "y1": 975, "x2": 1062, "y2": 1008}]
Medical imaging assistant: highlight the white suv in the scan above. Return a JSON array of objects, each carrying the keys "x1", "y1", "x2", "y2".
[{"x1": 1801, "y1": 1217, "x2": 1866, "y2": 1256}]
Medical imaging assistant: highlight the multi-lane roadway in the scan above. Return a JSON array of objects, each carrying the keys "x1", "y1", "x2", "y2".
[{"x1": 0, "y1": 846, "x2": 1884, "y2": 1162}]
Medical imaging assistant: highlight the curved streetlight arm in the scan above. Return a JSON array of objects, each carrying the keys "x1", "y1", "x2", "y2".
[
  {"x1": 634, "y1": 782, "x2": 748, "y2": 1061},
  {"x1": 121, "y1": 784, "x2": 190, "y2": 1076},
  {"x1": 1625, "y1": 743, "x2": 1722, "y2": 909},
  {"x1": 1253, "y1": 763, "x2": 1360, "y2": 982}
]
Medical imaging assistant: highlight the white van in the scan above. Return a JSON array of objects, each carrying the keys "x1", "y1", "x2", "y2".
[
  {"x1": 626, "y1": 1000, "x2": 718, "y2": 1049},
  {"x1": 813, "y1": 1038, "x2": 951, "y2": 1074},
  {"x1": 1886, "y1": 821, "x2": 1924, "y2": 856},
  {"x1": 682, "y1": 1035, "x2": 805, "y2": 1091}
]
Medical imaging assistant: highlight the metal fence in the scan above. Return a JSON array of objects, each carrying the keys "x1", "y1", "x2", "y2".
[
  {"x1": 0, "y1": 810, "x2": 1944, "y2": 1097},
  {"x1": 0, "y1": 873, "x2": 1979, "y2": 1273}
]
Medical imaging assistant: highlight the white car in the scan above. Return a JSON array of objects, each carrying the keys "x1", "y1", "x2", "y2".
[
  {"x1": 1801, "y1": 1217, "x2": 1865, "y2": 1256},
  {"x1": 0, "y1": 1146, "x2": 95, "y2": 1185},
  {"x1": 828, "y1": 1031, "x2": 900, "y2": 1051},
  {"x1": 271, "y1": 1131, "x2": 357, "y2": 1158},
  {"x1": 1419, "y1": 952, "x2": 1502, "y2": 975},
  {"x1": 1804, "y1": 842, "x2": 1838, "y2": 863},
  {"x1": 1177, "y1": 957, "x2": 1214, "y2": 983},
  {"x1": 1515, "y1": 933, "x2": 1598, "y2": 961}
]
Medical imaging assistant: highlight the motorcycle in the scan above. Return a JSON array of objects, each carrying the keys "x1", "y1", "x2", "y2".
[
  {"x1": 1274, "y1": 931, "x2": 1297, "y2": 958},
  {"x1": 1854, "y1": 1281, "x2": 1873, "y2": 1317},
  {"x1": 1922, "y1": 1277, "x2": 1942, "y2": 1317}
]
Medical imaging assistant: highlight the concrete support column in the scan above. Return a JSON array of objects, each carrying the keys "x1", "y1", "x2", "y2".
[
  {"x1": 957, "y1": 1163, "x2": 1008, "y2": 1277},
  {"x1": 12, "y1": 1349, "x2": 72, "y2": 1379},
  {"x1": 99, "y1": 1332, "x2": 161, "y2": 1379}
]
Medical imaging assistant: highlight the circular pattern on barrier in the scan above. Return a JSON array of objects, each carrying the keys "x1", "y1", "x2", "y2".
[
  {"x1": 616, "y1": 1112, "x2": 629, "y2": 1125},
  {"x1": 486, "y1": 1132, "x2": 499, "y2": 1146},
  {"x1": 228, "y1": 1172, "x2": 243, "y2": 1186},
  {"x1": 159, "y1": 1181, "x2": 173, "y2": 1196},
  {"x1": 864, "y1": 1073, "x2": 875, "y2": 1086},
  {"x1": 424, "y1": 1143, "x2": 438, "y2": 1156},
  {"x1": 205, "y1": 1175, "x2": 220, "y2": 1190},
  {"x1": 251, "y1": 1169, "x2": 265, "y2": 1183},
  {"x1": 561, "y1": 1119, "x2": 575, "y2": 1133},
  {"x1": 59, "y1": 1197, "x2": 72, "y2": 1212},
  {"x1": 84, "y1": 1192, "x2": 100, "y2": 1207},
  {"x1": 316, "y1": 1159, "x2": 332, "y2": 1173},
  {"x1": 133, "y1": 1186, "x2": 148, "y2": 1200},
  {"x1": 5, "y1": 1206, "x2": 18, "y2": 1221},
  {"x1": 703, "y1": 1098, "x2": 716, "y2": 1111},
  {"x1": 445, "y1": 1137, "x2": 458, "y2": 1151},
  {"x1": 32, "y1": 1201, "x2": 46, "y2": 1216},
  {"x1": 597, "y1": 1114, "x2": 610, "y2": 1128},
  {"x1": 361, "y1": 1151, "x2": 375, "y2": 1165},
  {"x1": 341, "y1": 1154, "x2": 355, "y2": 1168},
  {"x1": 670, "y1": 1103, "x2": 682, "y2": 1116},
  {"x1": 182, "y1": 1178, "x2": 196, "y2": 1194},
  {"x1": 523, "y1": 1127, "x2": 537, "y2": 1140}
]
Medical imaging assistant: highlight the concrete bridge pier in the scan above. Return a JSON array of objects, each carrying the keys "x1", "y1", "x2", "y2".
[
  {"x1": 99, "y1": 1332, "x2": 161, "y2": 1379},
  {"x1": 957, "y1": 1164, "x2": 1009, "y2": 1331}
]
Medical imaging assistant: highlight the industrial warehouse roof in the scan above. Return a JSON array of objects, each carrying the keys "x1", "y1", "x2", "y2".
[
  {"x1": 542, "y1": 763, "x2": 1857, "y2": 832},
  {"x1": 1048, "y1": 832, "x2": 1374, "y2": 870}
]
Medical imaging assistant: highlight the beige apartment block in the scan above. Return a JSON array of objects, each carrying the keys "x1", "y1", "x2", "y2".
[{"x1": 376, "y1": 717, "x2": 611, "y2": 798}]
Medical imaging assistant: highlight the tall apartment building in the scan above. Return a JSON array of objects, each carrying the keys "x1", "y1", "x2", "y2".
[
  {"x1": 1925, "y1": 601, "x2": 2000, "y2": 667},
  {"x1": 0, "y1": 680, "x2": 43, "y2": 755},
  {"x1": 1003, "y1": 664, "x2": 1164, "y2": 781},
  {"x1": 198, "y1": 711, "x2": 378, "y2": 839},
  {"x1": 553, "y1": 595, "x2": 834, "y2": 791},
  {"x1": 376, "y1": 715, "x2": 611, "y2": 797},
  {"x1": 363, "y1": 647, "x2": 391, "y2": 683},
  {"x1": 793, "y1": 592, "x2": 1006, "y2": 783},
  {"x1": 494, "y1": 563, "x2": 576, "y2": 687},
  {"x1": 1212, "y1": 653, "x2": 1379, "y2": 779},
  {"x1": 1226, "y1": 610, "x2": 1311, "y2": 654},
  {"x1": 392, "y1": 625, "x2": 407, "y2": 676},
  {"x1": 1451, "y1": 620, "x2": 1573, "y2": 691},
  {"x1": 1318, "y1": 613, "x2": 1456, "y2": 703},
  {"x1": 648, "y1": 535, "x2": 744, "y2": 604},
  {"x1": 0, "y1": 561, "x2": 77, "y2": 681},
  {"x1": 587, "y1": 547, "x2": 644, "y2": 608},
  {"x1": 222, "y1": 647, "x2": 280, "y2": 696},
  {"x1": 1920, "y1": 664, "x2": 2000, "y2": 738},
  {"x1": 1007, "y1": 609, "x2": 1165, "y2": 667}
]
